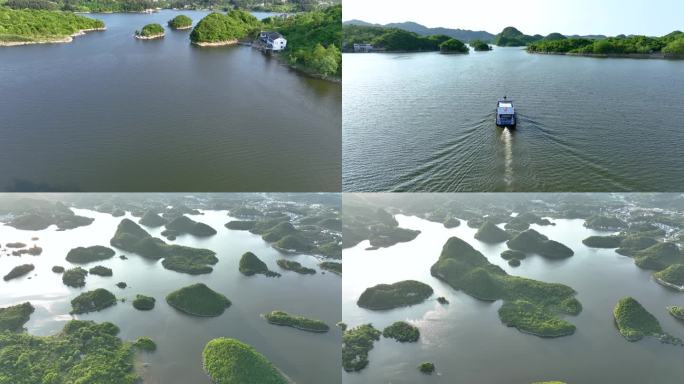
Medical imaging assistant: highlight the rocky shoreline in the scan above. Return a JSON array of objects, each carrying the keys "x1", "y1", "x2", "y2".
[
  {"x1": 191, "y1": 39, "x2": 238, "y2": 47},
  {"x1": 135, "y1": 33, "x2": 165, "y2": 40},
  {"x1": 0, "y1": 27, "x2": 106, "y2": 47}
]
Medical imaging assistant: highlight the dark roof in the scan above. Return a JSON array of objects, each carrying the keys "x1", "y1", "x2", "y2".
[{"x1": 263, "y1": 31, "x2": 284, "y2": 40}]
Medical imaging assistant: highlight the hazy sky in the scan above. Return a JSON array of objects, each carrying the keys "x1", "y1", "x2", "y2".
[{"x1": 343, "y1": 0, "x2": 684, "y2": 36}]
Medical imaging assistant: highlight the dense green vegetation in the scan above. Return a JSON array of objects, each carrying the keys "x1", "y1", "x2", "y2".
[
  {"x1": 116, "y1": 281, "x2": 127, "y2": 288},
  {"x1": 51, "y1": 265, "x2": 65, "y2": 273},
  {"x1": 503, "y1": 213, "x2": 552, "y2": 232},
  {"x1": 431, "y1": 237, "x2": 581, "y2": 337},
  {"x1": 507, "y1": 229, "x2": 574, "y2": 259},
  {"x1": 443, "y1": 217, "x2": 461, "y2": 228},
  {"x1": 0, "y1": 197, "x2": 94, "y2": 231},
  {"x1": 419, "y1": 362, "x2": 435, "y2": 374},
  {"x1": 135, "y1": 23, "x2": 164, "y2": 38},
  {"x1": 470, "y1": 39, "x2": 492, "y2": 51},
  {"x1": 225, "y1": 220, "x2": 256, "y2": 230},
  {"x1": 0, "y1": 320, "x2": 139, "y2": 383},
  {"x1": 62, "y1": 266, "x2": 88, "y2": 287},
  {"x1": 494, "y1": 26, "x2": 542, "y2": 46},
  {"x1": 165, "y1": 215, "x2": 216, "y2": 237},
  {"x1": 264, "y1": 310, "x2": 329, "y2": 332},
  {"x1": 653, "y1": 264, "x2": 684, "y2": 287},
  {"x1": 474, "y1": 221, "x2": 509, "y2": 243},
  {"x1": 239, "y1": 251, "x2": 280, "y2": 277},
  {"x1": 382, "y1": 321, "x2": 419, "y2": 342},
  {"x1": 633, "y1": 242, "x2": 684, "y2": 271},
  {"x1": 342, "y1": 324, "x2": 381, "y2": 372},
  {"x1": 133, "y1": 336, "x2": 156, "y2": 352},
  {"x1": 5, "y1": 242, "x2": 26, "y2": 248},
  {"x1": 582, "y1": 235, "x2": 624, "y2": 248},
  {"x1": 0, "y1": 7, "x2": 104, "y2": 44},
  {"x1": 166, "y1": 283, "x2": 231, "y2": 317},
  {"x1": 343, "y1": 206, "x2": 420, "y2": 249},
  {"x1": 343, "y1": 24, "x2": 449, "y2": 52},
  {"x1": 276, "y1": 259, "x2": 316, "y2": 274},
  {"x1": 132, "y1": 294, "x2": 155, "y2": 310},
  {"x1": 616, "y1": 235, "x2": 658, "y2": 256},
  {"x1": 501, "y1": 249, "x2": 526, "y2": 260},
  {"x1": 10, "y1": 245, "x2": 43, "y2": 256},
  {"x1": 202, "y1": 337, "x2": 287, "y2": 384},
  {"x1": 66, "y1": 245, "x2": 115, "y2": 264},
  {"x1": 357, "y1": 280, "x2": 433, "y2": 310},
  {"x1": 139, "y1": 210, "x2": 166, "y2": 227},
  {"x1": 88, "y1": 265, "x2": 112, "y2": 276},
  {"x1": 3, "y1": 264, "x2": 34, "y2": 281},
  {"x1": 319, "y1": 261, "x2": 341, "y2": 275},
  {"x1": 584, "y1": 215, "x2": 627, "y2": 230},
  {"x1": 70, "y1": 288, "x2": 117, "y2": 314},
  {"x1": 528, "y1": 31, "x2": 684, "y2": 57},
  {"x1": 168, "y1": 14, "x2": 192, "y2": 30},
  {"x1": 667, "y1": 306, "x2": 684, "y2": 320},
  {"x1": 0, "y1": 302, "x2": 34, "y2": 332},
  {"x1": 613, "y1": 297, "x2": 664, "y2": 342},
  {"x1": 190, "y1": 10, "x2": 260, "y2": 44},
  {"x1": 439, "y1": 38, "x2": 469, "y2": 54}
]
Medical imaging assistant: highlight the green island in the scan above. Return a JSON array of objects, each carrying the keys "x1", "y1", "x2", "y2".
[
  {"x1": 528, "y1": 31, "x2": 684, "y2": 58},
  {"x1": 418, "y1": 362, "x2": 435, "y2": 374},
  {"x1": 135, "y1": 23, "x2": 164, "y2": 40},
  {"x1": 667, "y1": 306, "x2": 684, "y2": 320},
  {"x1": 504, "y1": 212, "x2": 553, "y2": 232},
  {"x1": 165, "y1": 215, "x2": 217, "y2": 237},
  {"x1": 508, "y1": 259, "x2": 521, "y2": 267},
  {"x1": 431, "y1": 237, "x2": 581, "y2": 337},
  {"x1": 225, "y1": 220, "x2": 256, "y2": 230},
  {"x1": 264, "y1": 310, "x2": 329, "y2": 333},
  {"x1": 439, "y1": 38, "x2": 469, "y2": 54},
  {"x1": 343, "y1": 206, "x2": 420, "y2": 249},
  {"x1": 319, "y1": 261, "x2": 341, "y2": 275},
  {"x1": 190, "y1": 10, "x2": 260, "y2": 46},
  {"x1": 168, "y1": 14, "x2": 192, "y2": 30},
  {"x1": 116, "y1": 281, "x2": 127, "y2": 289},
  {"x1": 357, "y1": 280, "x2": 433, "y2": 310},
  {"x1": 582, "y1": 235, "x2": 624, "y2": 248},
  {"x1": 437, "y1": 296, "x2": 449, "y2": 304},
  {"x1": 62, "y1": 266, "x2": 88, "y2": 287},
  {"x1": 51, "y1": 265, "x2": 65, "y2": 273},
  {"x1": 276, "y1": 259, "x2": 316, "y2": 274},
  {"x1": 0, "y1": 320, "x2": 140, "y2": 383},
  {"x1": 132, "y1": 294, "x2": 155, "y2": 310},
  {"x1": 474, "y1": 221, "x2": 510, "y2": 243},
  {"x1": 11, "y1": 245, "x2": 43, "y2": 256},
  {"x1": 343, "y1": 24, "x2": 451, "y2": 52},
  {"x1": 202, "y1": 337, "x2": 287, "y2": 384},
  {"x1": 342, "y1": 323, "x2": 381, "y2": 372},
  {"x1": 239, "y1": 251, "x2": 281, "y2": 277},
  {"x1": 613, "y1": 297, "x2": 681, "y2": 344},
  {"x1": 0, "y1": 302, "x2": 34, "y2": 332},
  {"x1": 0, "y1": 197, "x2": 93, "y2": 230},
  {"x1": 89, "y1": 265, "x2": 113, "y2": 276},
  {"x1": 70, "y1": 288, "x2": 117, "y2": 314},
  {"x1": 6, "y1": 242, "x2": 25, "y2": 248},
  {"x1": 506, "y1": 229, "x2": 574, "y2": 259},
  {"x1": 139, "y1": 210, "x2": 166, "y2": 227},
  {"x1": 0, "y1": 8, "x2": 105, "y2": 46},
  {"x1": 66, "y1": 245, "x2": 115, "y2": 264},
  {"x1": 166, "y1": 283, "x2": 231, "y2": 317},
  {"x1": 470, "y1": 39, "x2": 492, "y2": 51},
  {"x1": 382, "y1": 321, "x2": 419, "y2": 342},
  {"x1": 633, "y1": 242, "x2": 684, "y2": 271},
  {"x1": 3, "y1": 264, "x2": 34, "y2": 281},
  {"x1": 615, "y1": 235, "x2": 658, "y2": 256},
  {"x1": 653, "y1": 264, "x2": 684, "y2": 290},
  {"x1": 494, "y1": 26, "x2": 542, "y2": 46},
  {"x1": 443, "y1": 217, "x2": 461, "y2": 228},
  {"x1": 133, "y1": 336, "x2": 156, "y2": 352}
]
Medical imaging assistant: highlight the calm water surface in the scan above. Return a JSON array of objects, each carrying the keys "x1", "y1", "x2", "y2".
[
  {"x1": 343, "y1": 49, "x2": 684, "y2": 192},
  {"x1": 0, "y1": 208, "x2": 341, "y2": 384},
  {"x1": 343, "y1": 214, "x2": 684, "y2": 383},
  {"x1": 0, "y1": 10, "x2": 341, "y2": 191}
]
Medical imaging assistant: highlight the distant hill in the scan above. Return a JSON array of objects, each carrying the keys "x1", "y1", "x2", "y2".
[
  {"x1": 494, "y1": 26, "x2": 543, "y2": 46},
  {"x1": 344, "y1": 20, "x2": 495, "y2": 43}
]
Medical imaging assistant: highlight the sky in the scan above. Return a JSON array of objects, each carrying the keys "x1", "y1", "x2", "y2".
[{"x1": 342, "y1": 0, "x2": 684, "y2": 36}]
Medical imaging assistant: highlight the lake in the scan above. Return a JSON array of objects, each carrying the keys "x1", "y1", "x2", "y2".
[
  {"x1": 0, "y1": 10, "x2": 341, "y2": 192},
  {"x1": 0, "y1": 207, "x2": 341, "y2": 384},
  {"x1": 342, "y1": 48, "x2": 684, "y2": 192},
  {"x1": 343, "y1": 214, "x2": 684, "y2": 383}
]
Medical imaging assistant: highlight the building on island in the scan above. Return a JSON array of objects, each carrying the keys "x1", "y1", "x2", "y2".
[{"x1": 259, "y1": 31, "x2": 287, "y2": 51}]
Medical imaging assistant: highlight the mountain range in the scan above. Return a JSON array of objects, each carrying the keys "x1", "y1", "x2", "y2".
[{"x1": 343, "y1": 19, "x2": 495, "y2": 42}]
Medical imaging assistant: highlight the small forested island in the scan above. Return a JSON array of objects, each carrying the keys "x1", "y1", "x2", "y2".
[
  {"x1": 653, "y1": 264, "x2": 684, "y2": 290},
  {"x1": 190, "y1": 10, "x2": 260, "y2": 46},
  {"x1": 89, "y1": 265, "x2": 113, "y2": 276},
  {"x1": 135, "y1": 23, "x2": 165, "y2": 40},
  {"x1": 503, "y1": 212, "x2": 553, "y2": 231},
  {"x1": 264, "y1": 310, "x2": 329, "y2": 332},
  {"x1": 319, "y1": 261, "x2": 341, "y2": 275},
  {"x1": 0, "y1": 302, "x2": 34, "y2": 332},
  {"x1": 506, "y1": 229, "x2": 574, "y2": 259},
  {"x1": 134, "y1": 336, "x2": 156, "y2": 352},
  {"x1": 667, "y1": 306, "x2": 684, "y2": 320},
  {"x1": 343, "y1": 206, "x2": 420, "y2": 249},
  {"x1": 166, "y1": 283, "x2": 231, "y2": 317},
  {"x1": 582, "y1": 235, "x2": 624, "y2": 248},
  {"x1": 613, "y1": 297, "x2": 672, "y2": 342},
  {"x1": 439, "y1": 38, "x2": 469, "y2": 54},
  {"x1": 276, "y1": 259, "x2": 316, "y2": 274},
  {"x1": 342, "y1": 323, "x2": 381, "y2": 372},
  {"x1": 443, "y1": 217, "x2": 461, "y2": 228},
  {"x1": 0, "y1": 320, "x2": 140, "y2": 383},
  {"x1": 470, "y1": 39, "x2": 492, "y2": 51},
  {"x1": 202, "y1": 337, "x2": 287, "y2": 384},
  {"x1": 51, "y1": 265, "x2": 65, "y2": 273},
  {"x1": 168, "y1": 14, "x2": 192, "y2": 30},
  {"x1": 437, "y1": 296, "x2": 449, "y2": 304},
  {"x1": 225, "y1": 220, "x2": 257, "y2": 230},
  {"x1": 474, "y1": 221, "x2": 510, "y2": 243},
  {"x1": 132, "y1": 294, "x2": 155, "y2": 310},
  {"x1": 116, "y1": 281, "x2": 127, "y2": 288},
  {"x1": 382, "y1": 321, "x2": 419, "y2": 342},
  {"x1": 633, "y1": 242, "x2": 684, "y2": 271},
  {"x1": 139, "y1": 210, "x2": 166, "y2": 227},
  {"x1": 0, "y1": 8, "x2": 105, "y2": 46},
  {"x1": 357, "y1": 280, "x2": 433, "y2": 310},
  {"x1": 583, "y1": 215, "x2": 628, "y2": 230},
  {"x1": 0, "y1": 197, "x2": 94, "y2": 231},
  {"x1": 501, "y1": 249, "x2": 526, "y2": 261},
  {"x1": 494, "y1": 26, "x2": 542, "y2": 46},
  {"x1": 70, "y1": 288, "x2": 117, "y2": 314},
  {"x1": 431, "y1": 236, "x2": 581, "y2": 337},
  {"x1": 62, "y1": 266, "x2": 88, "y2": 287},
  {"x1": 527, "y1": 31, "x2": 684, "y2": 58},
  {"x1": 66, "y1": 245, "x2": 115, "y2": 264},
  {"x1": 239, "y1": 251, "x2": 281, "y2": 277},
  {"x1": 165, "y1": 215, "x2": 217, "y2": 237},
  {"x1": 3, "y1": 264, "x2": 35, "y2": 281},
  {"x1": 419, "y1": 362, "x2": 435, "y2": 374}
]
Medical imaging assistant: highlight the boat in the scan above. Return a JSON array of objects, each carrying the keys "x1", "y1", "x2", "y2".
[{"x1": 496, "y1": 96, "x2": 516, "y2": 127}]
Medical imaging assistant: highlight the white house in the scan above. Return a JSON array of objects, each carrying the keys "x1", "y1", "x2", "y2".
[
  {"x1": 259, "y1": 31, "x2": 287, "y2": 51},
  {"x1": 353, "y1": 43, "x2": 374, "y2": 53}
]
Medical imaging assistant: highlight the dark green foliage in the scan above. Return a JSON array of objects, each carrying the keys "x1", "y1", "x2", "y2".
[
  {"x1": 139, "y1": 210, "x2": 166, "y2": 227},
  {"x1": 439, "y1": 38, "x2": 469, "y2": 53},
  {"x1": 89, "y1": 265, "x2": 113, "y2": 276},
  {"x1": 582, "y1": 235, "x2": 624, "y2": 248},
  {"x1": 616, "y1": 235, "x2": 657, "y2": 256},
  {"x1": 499, "y1": 300, "x2": 576, "y2": 337},
  {"x1": 70, "y1": 288, "x2": 117, "y2": 314},
  {"x1": 357, "y1": 280, "x2": 433, "y2": 310},
  {"x1": 239, "y1": 251, "x2": 280, "y2": 277},
  {"x1": 0, "y1": 320, "x2": 139, "y2": 383},
  {"x1": 51, "y1": 265, "x2": 65, "y2": 273},
  {"x1": 470, "y1": 39, "x2": 492, "y2": 51},
  {"x1": 382, "y1": 321, "x2": 419, "y2": 342},
  {"x1": 168, "y1": 14, "x2": 192, "y2": 29},
  {"x1": 504, "y1": 213, "x2": 552, "y2": 231},
  {"x1": 275, "y1": 234, "x2": 311, "y2": 252},
  {"x1": 614, "y1": 297, "x2": 664, "y2": 341},
  {"x1": 262, "y1": 222, "x2": 297, "y2": 242},
  {"x1": 166, "y1": 283, "x2": 231, "y2": 317},
  {"x1": 528, "y1": 31, "x2": 684, "y2": 57},
  {"x1": 62, "y1": 266, "x2": 88, "y2": 287},
  {"x1": 276, "y1": 259, "x2": 315, "y2": 274},
  {"x1": 116, "y1": 281, "x2": 127, "y2": 288},
  {"x1": 667, "y1": 306, "x2": 684, "y2": 320},
  {"x1": 654, "y1": 264, "x2": 684, "y2": 287},
  {"x1": 418, "y1": 362, "x2": 435, "y2": 374},
  {"x1": 202, "y1": 338, "x2": 287, "y2": 384},
  {"x1": 663, "y1": 36, "x2": 684, "y2": 56},
  {"x1": 190, "y1": 10, "x2": 260, "y2": 43},
  {"x1": 0, "y1": 8, "x2": 104, "y2": 43},
  {"x1": 165, "y1": 215, "x2": 217, "y2": 237},
  {"x1": 133, "y1": 336, "x2": 156, "y2": 352},
  {"x1": 584, "y1": 215, "x2": 627, "y2": 230},
  {"x1": 3, "y1": 264, "x2": 34, "y2": 281},
  {"x1": 161, "y1": 248, "x2": 218, "y2": 275},
  {"x1": 225, "y1": 220, "x2": 256, "y2": 230},
  {"x1": 634, "y1": 242, "x2": 684, "y2": 271},
  {"x1": 437, "y1": 296, "x2": 449, "y2": 304},
  {"x1": 494, "y1": 26, "x2": 541, "y2": 46},
  {"x1": 474, "y1": 221, "x2": 509, "y2": 243},
  {"x1": 0, "y1": 302, "x2": 34, "y2": 332},
  {"x1": 508, "y1": 259, "x2": 521, "y2": 267},
  {"x1": 543, "y1": 32, "x2": 566, "y2": 41},
  {"x1": 507, "y1": 229, "x2": 574, "y2": 259},
  {"x1": 342, "y1": 324, "x2": 381, "y2": 372},
  {"x1": 66, "y1": 245, "x2": 115, "y2": 264},
  {"x1": 132, "y1": 294, "x2": 155, "y2": 310},
  {"x1": 136, "y1": 23, "x2": 164, "y2": 37},
  {"x1": 443, "y1": 217, "x2": 460, "y2": 228},
  {"x1": 501, "y1": 249, "x2": 526, "y2": 260},
  {"x1": 264, "y1": 310, "x2": 329, "y2": 332},
  {"x1": 319, "y1": 261, "x2": 341, "y2": 275}
]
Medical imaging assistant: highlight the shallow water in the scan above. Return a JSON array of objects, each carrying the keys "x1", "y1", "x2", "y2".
[
  {"x1": 0, "y1": 208, "x2": 341, "y2": 384},
  {"x1": 0, "y1": 10, "x2": 341, "y2": 192},
  {"x1": 343, "y1": 214, "x2": 684, "y2": 383},
  {"x1": 342, "y1": 49, "x2": 684, "y2": 192}
]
